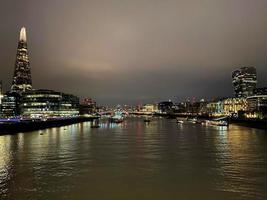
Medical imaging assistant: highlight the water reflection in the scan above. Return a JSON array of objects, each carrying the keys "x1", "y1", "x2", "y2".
[{"x1": 0, "y1": 117, "x2": 266, "y2": 200}]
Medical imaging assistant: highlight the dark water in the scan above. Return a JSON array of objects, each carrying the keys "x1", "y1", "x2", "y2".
[{"x1": 0, "y1": 117, "x2": 267, "y2": 200}]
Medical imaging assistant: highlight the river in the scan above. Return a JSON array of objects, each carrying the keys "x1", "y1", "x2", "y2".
[{"x1": 0, "y1": 117, "x2": 267, "y2": 199}]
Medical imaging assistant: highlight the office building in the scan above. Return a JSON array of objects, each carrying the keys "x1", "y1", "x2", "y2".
[
  {"x1": 232, "y1": 67, "x2": 257, "y2": 97},
  {"x1": 1, "y1": 92, "x2": 21, "y2": 118},
  {"x1": 20, "y1": 89, "x2": 79, "y2": 118}
]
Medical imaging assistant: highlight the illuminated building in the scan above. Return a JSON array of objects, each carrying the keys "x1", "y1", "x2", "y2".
[
  {"x1": 223, "y1": 98, "x2": 247, "y2": 116},
  {"x1": 141, "y1": 104, "x2": 158, "y2": 113},
  {"x1": 1, "y1": 92, "x2": 21, "y2": 118},
  {"x1": 11, "y1": 27, "x2": 32, "y2": 93},
  {"x1": 82, "y1": 98, "x2": 96, "y2": 106},
  {"x1": 232, "y1": 67, "x2": 257, "y2": 97},
  {"x1": 246, "y1": 95, "x2": 267, "y2": 119},
  {"x1": 20, "y1": 89, "x2": 79, "y2": 118},
  {"x1": 245, "y1": 87, "x2": 267, "y2": 119},
  {"x1": 205, "y1": 98, "x2": 247, "y2": 117},
  {"x1": 79, "y1": 98, "x2": 97, "y2": 115},
  {"x1": 206, "y1": 100, "x2": 224, "y2": 116}
]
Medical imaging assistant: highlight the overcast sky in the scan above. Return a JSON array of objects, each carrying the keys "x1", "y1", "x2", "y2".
[{"x1": 1, "y1": 0, "x2": 267, "y2": 105}]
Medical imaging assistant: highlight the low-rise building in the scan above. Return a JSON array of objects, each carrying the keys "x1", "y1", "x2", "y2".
[
  {"x1": 20, "y1": 89, "x2": 79, "y2": 118},
  {"x1": 79, "y1": 97, "x2": 97, "y2": 115},
  {"x1": 141, "y1": 104, "x2": 158, "y2": 113},
  {"x1": 246, "y1": 95, "x2": 267, "y2": 119},
  {"x1": 205, "y1": 98, "x2": 247, "y2": 117},
  {"x1": 223, "y1": 98, "x2": 247, "y2": 116}
]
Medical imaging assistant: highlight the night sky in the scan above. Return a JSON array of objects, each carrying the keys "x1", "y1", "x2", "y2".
[{"x1": 1, "y1": 0, "x2": 267, "y2": 105}]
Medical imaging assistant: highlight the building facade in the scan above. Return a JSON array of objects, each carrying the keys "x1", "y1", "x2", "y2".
[
  {"x1": 254, "y1": 87, "x2": 267, "y2": 95},
  {"x1": 246, "y1": 87, "x2": 267, "y2": 119},
  {"x1": 11, "y1": 27, "x2": 32, "y2": 93},
  {"x1": 20, "y1": 89, "x2": 79, "y2": 118},
  {"x1": 205, "y1": 98, "x2": 247, "y2": 117},
  {"x1": 1, "y1": 92, "x2": 21, "y2": 118},
  {"x1": 223, "y1": 98, "x2": 247, "y2": 116},
  {"x1": 79, "y1": 98, "x2": 97, "y2": 115},
  {"x1": 232, "y1": 67, "x2": 257, "y2": 98},
  {"x1": 141, "y1": 104, "x2": 158, "y2": 113}
]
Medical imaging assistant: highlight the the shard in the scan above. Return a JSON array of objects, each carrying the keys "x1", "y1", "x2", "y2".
[{"x1": 11, "y1": 27, "x2": 32, "y2": 93}]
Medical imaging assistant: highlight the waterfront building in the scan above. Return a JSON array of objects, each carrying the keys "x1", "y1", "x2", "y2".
[
  {"x1": 158, "y1": 101, "x2": 174, "y2": 114},
  {"x1": 205, "y1": 98, "x2": 247, "y2": 117},
  {"x1": 82, "y1": 98, "x2": 96, "y2": 107},
  {"x1": 246, "y1": 95, "x2": 267, "y2": 119},
  {"x1": 223, "y1": 98, "x2": 247, "y2": 117},
  {"x1": 206, "y1": 100, "x2": 225, "y2": 116},
  {"x1": 141, "y1": 104, "x2": 158, "y2": 113},
  {"x1": 11, "y1": 27, "x2": 32, "y2": 93},
  {"x1": 246, "y1": 87, "x2": 267, "y2": 119},
  {"x1": 232, "y1": 67, "x2": 257, "y2": 97},
  {"x1": 1, "y1": 92, "x2": 21, "y2": 118},
  {"x1": 20, "y1": 89, "x2": 79, "y2": 118},
  {"x1": 79, "y1": 98, "x2": 97, "y2": 115}
]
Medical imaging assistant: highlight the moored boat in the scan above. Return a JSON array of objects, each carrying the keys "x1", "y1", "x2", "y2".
[
  {"x1": 205, "y1": 120, "x2": 228, "y2": 126},
  {"x1": 109, "y1": 110, "x2": 124, "y2": 123},
  {"x1": 177, "y1": 119, "x2": 184, "y2": 124}
]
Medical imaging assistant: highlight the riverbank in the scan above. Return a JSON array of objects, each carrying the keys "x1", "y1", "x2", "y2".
[
  {"x1": 229, "y1": 118, "x2": 267, "y2": 129},
  {"x1": 132, "y1": 112, "x2": 267, "y2": 129},
  {"x1": 0, "y1": 116, "x2": 98, "y2": 135}
]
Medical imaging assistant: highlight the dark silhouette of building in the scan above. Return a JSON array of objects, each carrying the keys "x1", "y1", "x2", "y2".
[
  {"x1": 254, "y1": 87, "x2": 267, "y2": 95},
  {"x1": 11, "y1": 27, "x2": 32, "y2": 93},
  {"x1": 158, "y1": 101, "x2": 174, "y2": 114},
  {"x1": 232, "y1": 67, "x2": 257, "y2": 97}
]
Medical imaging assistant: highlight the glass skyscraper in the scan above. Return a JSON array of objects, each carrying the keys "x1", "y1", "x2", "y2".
[
  {"x1": 11, "y1": 27, "x2": 32, "y2": 93},
  {"x1": 232, "y1": 67, "x2": 257, "y2": 98}
]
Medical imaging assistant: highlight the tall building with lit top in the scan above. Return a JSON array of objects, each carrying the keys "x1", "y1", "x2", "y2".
[
  {"x1": 11, "y1": 27, "x2": 32, "y2": 93},
  {"x1": 232, "y1": 67, "x2": 257, "y2": 98}
]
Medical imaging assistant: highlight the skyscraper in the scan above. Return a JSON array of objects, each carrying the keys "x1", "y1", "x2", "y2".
[
  {"x1": 11, "y1": 27, "x2": 32, "y2": 93},
  {"x1": 232, "y1": 67, "x2": 257, "y2": 98}
]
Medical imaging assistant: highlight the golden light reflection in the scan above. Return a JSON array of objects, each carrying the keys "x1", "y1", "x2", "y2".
[{"x1": 213, "y1": 124, "x2": 264, "y2": 195}]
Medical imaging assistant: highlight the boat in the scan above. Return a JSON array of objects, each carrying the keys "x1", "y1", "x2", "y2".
[
  {"x1": 187, "y1": 117, "x2": 198, "y2": 124},
  {"x1": 177, "y1": 120, "x2": 184, "y2": 124},
  {"x1": 209, "y1": 120, "x2": 228, "y2": 126},
  {"x1": 205, "y1": 118, "x2": 229, "y2": 126},
  {"x1": 109, "y1": 110, "x2": 124, "y2": 123}
]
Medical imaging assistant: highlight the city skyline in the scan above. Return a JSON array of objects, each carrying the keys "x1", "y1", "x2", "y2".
[{"x1": 1, "y1": 0, "x2": 267, "y2": 105}]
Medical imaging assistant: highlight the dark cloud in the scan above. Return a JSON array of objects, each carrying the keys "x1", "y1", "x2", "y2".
[{"x1": 1, "y1": 0, "x2": 267, "y2": 105}]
